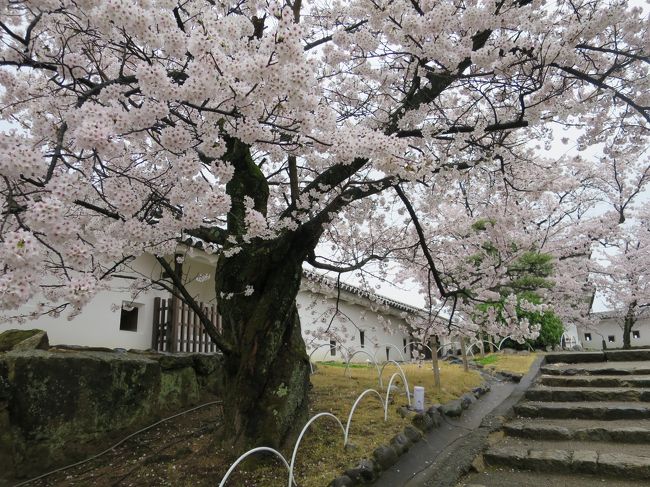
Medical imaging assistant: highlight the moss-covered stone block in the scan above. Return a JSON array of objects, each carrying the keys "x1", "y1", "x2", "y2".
[
  {"x1": 3, "y1": 350, "x2": 161, "y2": 474},
  {"x1": 158, "y1": 354, "x2": 194, "y2": 370},
  {"x1": 0, "y1": 402, "x2": 16, "y2": 481},
  {"x1": 0, "y1": 347, "x2": 223, "y2": 482},
  {"x1": 160, "y1": 367, "x2": 200, "y2": 405},
  {"x1": 0, "y1": 330, "x2": 48, "y2": 353},
  {"x1": 193, "y1": 354, "x2": 220, "y2": 376},
  {"x1": 0, "y1": 360, "x2": 11, "y2": 401}
]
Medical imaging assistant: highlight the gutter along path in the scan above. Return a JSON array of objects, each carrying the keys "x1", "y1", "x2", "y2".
[{"x1": 374, "y1": 356, "x2": 543, "y2": 487}]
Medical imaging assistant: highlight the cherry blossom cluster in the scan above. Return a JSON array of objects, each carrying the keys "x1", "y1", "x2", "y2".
[{"x1": 0, "y1": 0, "x2": 647, "y2": 329}]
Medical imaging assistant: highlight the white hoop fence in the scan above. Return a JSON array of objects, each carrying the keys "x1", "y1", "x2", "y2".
[
  {"x1": 344, "y1": 350, "x2": 383, "y2": 386},
  {"x1": 308, "y1": 343, "x2": 353, "y2": 374},
  {"x1": 465, "y1": 336, "x2": 534, "y2": 356},
  {"x1": 288, "y1": 412, "x2": 346, "y2": 487},
  {"x1": 379, "y1": 360, "x2": 412, "y2": 403},
  {"x1": 219, "y1": 375, "x2": 415, "y2": 486},
  {"x1": 218, "y1": 447, "x2": 293, "y2": 487}
]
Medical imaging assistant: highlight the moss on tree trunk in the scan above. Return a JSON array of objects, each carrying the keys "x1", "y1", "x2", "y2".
[
  {"x1": 216, "y1": 237, "x2": 312, "y2": 449},
  {"x1": 623, "y1": 301, "x2": 637, "y2": 350},
  {"x1": 211, "y1": 138, "x2": 320, "y2": 449}
]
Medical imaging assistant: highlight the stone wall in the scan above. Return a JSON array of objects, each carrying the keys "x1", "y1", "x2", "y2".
[{"x1": 0, "y1": 330, "x2": 223, "y2": 483}]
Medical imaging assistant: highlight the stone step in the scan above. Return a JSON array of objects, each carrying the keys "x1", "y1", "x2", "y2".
[
  {"x1": 504, "y1": 418, "x2": 650, "y2": 443},
  {"x1": 541, "y1": 361, "x2": 650, "y2": 377},
  {"x1": 525, "y1": 386, "x2": 650, "y2": 402},
  {"x1": 544, "y1": 352, "x2": 606, "y2": 364},
  {"x1": 544, "y1": 349, "x2": 650, "y2": 364},
  {"x1": 514, "y1": 401, "x2": 650, "y2": 420},
  {"x1": 461, "y1": 469, "x2": 650, "y2": 486},
  {"x1": 540, "y1": 374, "x2": 650, "y2": 388},
  {"x1": 607, "y1": 350, "x2": 650, "y2": 362},
  {"x1": 484, "y1": 438, "x2": 650, "y2": 479}
]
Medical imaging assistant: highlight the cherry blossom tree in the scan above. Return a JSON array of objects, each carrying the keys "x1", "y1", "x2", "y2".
[
  {"x1": 398, "y1": 154, "x2": 598, "y2": 352},
  {"x1": 593, "y1": 222, "x2": 650, "y2": 348},
  {"x1": 0, "y1": 0, "x2": 648, "y2": 449},
  {"x1": 590, "y1": 137, "x2": 650, "y2": 349}
]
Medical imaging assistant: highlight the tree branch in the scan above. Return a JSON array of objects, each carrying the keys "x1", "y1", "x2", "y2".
[
  {"x1": 307, "y1": 242, "x2": 417, "y2": 273},
  {"x1": 394, "y1": 184, "x2": 467, "y2": 299},
  {"x1": 396, "y1": 119, "x2": 529, "y2": 138},
  {"x1": 73, "y1": 200, "x2": 123, "y2": 220},
  {"x1": 550, "y1": 63, "x2": 650, "y2": 124},
  {"x1": 155, "y1": 256, "x2": 233, "y2": 354},
  {"x1": 303, "y1": 20, "x2": 368, "y2": 51}
]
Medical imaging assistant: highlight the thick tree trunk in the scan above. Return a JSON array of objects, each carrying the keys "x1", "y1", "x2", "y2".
[
  {"x1": 461, "y1": 337, "x2": 469, "y2": 372},
  {"x1": 206, "y1": 137, "x2": 321, "y2": 450},
  {"x1": 215, "y1": 236, "x2": 314, "y2": 450},
  {"x1": 431, "y1": 336, "x2": 441, "y2": 390},
  {"x1": 623, "y1": 301, "x2": 637, "y2": 350}
]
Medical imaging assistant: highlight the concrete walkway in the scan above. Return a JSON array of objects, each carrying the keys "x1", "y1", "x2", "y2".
[{"x1": 374, "y1": 356, "x2": 544, "y2": 487}]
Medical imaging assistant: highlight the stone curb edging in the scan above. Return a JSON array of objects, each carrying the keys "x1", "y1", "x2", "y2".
[{"x1": 327, "y1": 382, "x2": 493, "y2": 486}]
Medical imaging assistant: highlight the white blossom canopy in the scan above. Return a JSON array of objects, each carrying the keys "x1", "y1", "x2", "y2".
[{"x1": 0, "y1": 0, "x2": 647, "y2": 338}]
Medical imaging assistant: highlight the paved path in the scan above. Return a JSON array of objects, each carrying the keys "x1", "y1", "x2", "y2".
[{"x1": 374, "y1": 356, "x2": 543, "y2": 487}]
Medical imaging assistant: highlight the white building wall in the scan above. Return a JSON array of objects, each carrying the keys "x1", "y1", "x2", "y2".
[
  {"x1": 0, "y1": 251, "x2": 218, "y2": 350},
  {"x1": 0, "y1": 254, "x2": 164, "y2": 349},
  {"x1": 297, "y1": 290, "x2": 412, "y2": 363},
  {"x1": 578, "y1": 317, "x2": 650, "y2": 350},
  {"x1": 2, "y1": 252, "x2": 419, "y2": 358}
]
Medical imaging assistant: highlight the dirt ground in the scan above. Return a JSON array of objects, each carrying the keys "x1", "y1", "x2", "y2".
[
  {"x1": 24, "y1": 402, "x2": 239, "y2": 487},
  {"x1": 19, "y1": 397, "x2": 374, "y2": 487}
]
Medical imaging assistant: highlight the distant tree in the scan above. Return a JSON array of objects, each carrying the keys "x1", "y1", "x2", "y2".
[
  {"x1": 472, "y1": 247, "x2": 566, "y2": 349},
  {"x1": 591, "y1": 217, "x2": 650, "y2": 349},
  {"x1": 590, "y1": 138, "x2": 650, "y2": 349},
  {"x1": 534, "y1": 308, "x2": 565, "y2": 348}
]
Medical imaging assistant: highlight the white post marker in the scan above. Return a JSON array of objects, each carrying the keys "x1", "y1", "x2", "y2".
[{"x1": 413, "y1": 386, "x2": 425, "y2": 411}]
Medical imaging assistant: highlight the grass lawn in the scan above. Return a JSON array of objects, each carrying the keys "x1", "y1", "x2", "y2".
[
  {"x1": 228, "y1": 361, "x2": 482, "y2": 487},
  {"x1": 474, "y1": 352, "x2": 538, "y2": 375}
]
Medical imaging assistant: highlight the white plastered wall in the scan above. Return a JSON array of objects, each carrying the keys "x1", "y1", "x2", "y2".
[
  {"x1": 297, "y1": 289, "x2": 412, "y2": 363},
  {"x1": 0, "y1": 249, "x2": 219, "y2": 350},
  {"x1": 2, "y1": 252, "x2": 420, "y2": 356},
  {"x1": 578, "y1": 317, "x2": 650, "y2": 350},
  {"x1": 561, "y1": 322, "x2": 581, "y2": 348}
]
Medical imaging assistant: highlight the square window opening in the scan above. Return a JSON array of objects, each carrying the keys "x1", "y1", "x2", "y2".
[
  {"x1": 608, "y1": 335, "x2": 616, "y2": 343},
  {"x1": 584, "y1": 333, "x2": 592, "y2": 342},
  {"x1": 119, "y1": 303, "x2": 139, "y2": 332},
  {"x1": 633, "y1": 330, "x2": 641, "y2": 339}
]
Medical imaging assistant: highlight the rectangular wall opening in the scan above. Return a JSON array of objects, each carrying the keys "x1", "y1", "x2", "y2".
[{"x1": 119, "y1": 303, "x2": 140, "y2": 332}]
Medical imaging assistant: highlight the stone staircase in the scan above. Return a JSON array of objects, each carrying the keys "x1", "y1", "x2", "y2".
[{"x1": 460, "y1": 350, "x2": 650, "y2": 486}]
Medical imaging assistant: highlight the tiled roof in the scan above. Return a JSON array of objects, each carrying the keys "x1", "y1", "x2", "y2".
[{"x1": 302, "y1": 269, "x2": 441, "y2": 318}]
